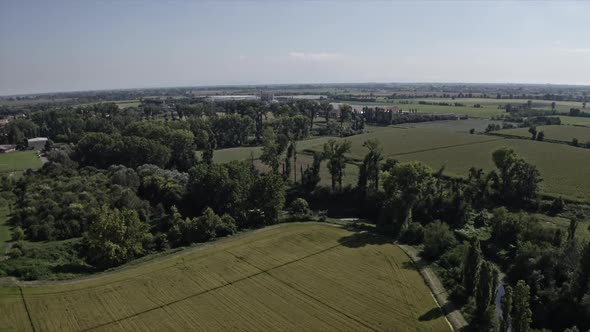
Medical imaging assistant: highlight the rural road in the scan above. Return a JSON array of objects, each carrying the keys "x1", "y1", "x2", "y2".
[{"x1": 398, "y1": 244, "x2": 468, "y2": 332}]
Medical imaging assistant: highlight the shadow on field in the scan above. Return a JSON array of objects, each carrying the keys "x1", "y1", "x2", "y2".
[
  {"x1": 401, "y1": 260, "x2": 418, "y2": 270},
  {"x1": 337, "y1": 231, "x2": 392, "y2": 248},
  {"x1": 419, "y1": 307, "x2": 443, "y2": 321},
  {"x1": 51, "y1": 263, "x2": 96, "y2": 274}
]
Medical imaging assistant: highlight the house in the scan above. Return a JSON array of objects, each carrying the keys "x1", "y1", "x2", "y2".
[
  {"x1": 0, "y1": 144, "x2": 16, "y2": 153},
  {"x1": 27, "y1": 137, "x2": 48, "y2": 150}
]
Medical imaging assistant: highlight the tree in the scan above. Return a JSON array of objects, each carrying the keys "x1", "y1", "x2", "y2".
[
  {"x1": 357, "y1": 139, "x2": 383, "y2": 194},
  {"x1": 575, "y1": 242, "x2": 590, "y2": 302},
  {"x1": 528, "y1": 126, "x2": 537, "y2": 140},
  {"x1": 289, "y1": 198, "x2": 311, "y2": 217},
  {"x1": 382, "y1": 162, "x2": 433, "y2": 232},
  {"x1": 512, "y1": 280, "x2": 532, "y2": 332},
  {"x1": 500, "y1": 285, "x2": 513, "y2": 332},
  {"x1": 249, "y1": 173, "x2": 285, "y2": 225},
  {"x1": 322, "y1": 139, "x2": 351, "y2": 191},
  {"x1": 474, "y1": 260, "x2": 498, "y2": 331},
  {"x1": 572, "y1": 138, "x2": 579, "y2": 147},
  {"x1": 44, "y1": 139, "x2": 54, "y2": 152},
  {"x1": 423, "y1": 221, "x2": 457, "y2": 260},
  {"x1": 321, "y1": 101, "x2": 333, "y2": 123},
  {"x1": 551, "y1": 102, "x2": 556, "y2": 112},
  {"x1": 491, "y1": 147, "x2": 541, "y2": 205},
  {"x1": 301, "y1": 152, "x2": 322, "y2": 192},
  {"x1": 83, "y1": 205, "x2": 147, "y2": 269},
  {"x1": 202, "y1": 129, "x2": 216, "y2": 166},
  {"x1": 260, "y1": 128, "x2": 280, "y2": 174},
  {"x1": 463, "y1": 238, "x2": 483, "y2": 294},
  {"x1": 338, "y1": 104, "x2": 352, "y2": 136}
]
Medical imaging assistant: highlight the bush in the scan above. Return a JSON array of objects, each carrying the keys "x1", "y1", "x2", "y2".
[
  {"x1": 289, "y1": 198, "x2": 311, "y2": 216},
  {"x1": 548, "y1": 197, "x2": 565, "y2": 216},
  {"x1": 400, "y1": 222, "x2": 424, "y2": 244},
  {"x1": 423, "y1": 221, "x2": 457, "y2": 260},
  {"x1": 7, "y1": 247, "x2": 23, "y2": 259},
  {"x1": 217, "y1": 214, "x2": 238, "y2": 237},
  {"x1": 11, "y1": 227, "x2": 25, "y2": 241}
]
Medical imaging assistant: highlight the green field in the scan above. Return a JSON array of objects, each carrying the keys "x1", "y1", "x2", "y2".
[
  {"x1": 0, "y1": 151, "x2": 43, "y2": 173},
  {"x1": 211, "y1": 136, "x2": 336, "y2": 164},
  {"x1": 303, "y1": 127, "x2": 501, "y2": 161},
  {"x1": 211, "y1": 126, "x2": 590, "y2": 201},
  {"x1": 0, "y1": 223, "x2": 450, "y2": 331},
  {"x1": 497, "y1": 125, "x2": 590, "y2": 144},
  {"x1": 336, "y1": 98, "x2": 586, "y2": 119},
  {"x1": 300, "y1": 128, "x2": 590, "y2": 201},
  {"x1": 558, "y1": 116, "x2": 590, "y2": 127},
  {"x1": 392, "y1": 138, "x2": 590, "y2": 202},
  {"x1": 399, "y1": 119, "x2": 503, "y2": 133},
  {"x1": 115, "y1": 100, "x2": 141, "y2": 109}
]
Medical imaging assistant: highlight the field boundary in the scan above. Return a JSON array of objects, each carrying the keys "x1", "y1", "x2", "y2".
[
  {"x1": 303, "y1": 136, "x2": 505, "y2": 162},
  {"x1": 398, "y1": 244, "x2": 468, "y2": 332},
  {"x1": 19, "y1": 286, "x2": 36, "y2": 332}
]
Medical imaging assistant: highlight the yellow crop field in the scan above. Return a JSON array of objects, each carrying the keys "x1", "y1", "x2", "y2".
[{"x1": 0, "y1": 223, "x2": 450, "y2": 331}]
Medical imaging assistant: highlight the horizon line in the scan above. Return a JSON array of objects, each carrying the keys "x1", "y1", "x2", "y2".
[{"x1": 2, "y1": 80, "x2": 590, "y2": 98}]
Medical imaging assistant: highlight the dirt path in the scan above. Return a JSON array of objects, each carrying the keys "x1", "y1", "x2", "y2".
[{"x1": 398, "y1": 244, "x2": 468, "y2": 332}]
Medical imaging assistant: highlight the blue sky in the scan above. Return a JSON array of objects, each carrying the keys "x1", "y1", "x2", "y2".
[{"x1": 1, "y1": 0, "x2": 590, "y2": 95}]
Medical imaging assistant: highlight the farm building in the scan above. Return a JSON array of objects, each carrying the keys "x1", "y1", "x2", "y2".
[
  {"x1": 0, "y1": 144, "x2": 16, "y2": 153},
  {"x1": 27, "y1": 137, "x2": 48, "y2": 150}
]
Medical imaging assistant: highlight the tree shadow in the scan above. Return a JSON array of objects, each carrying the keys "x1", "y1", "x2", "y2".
[
  {"x1": 51, "y1": 263, "x2": 96, "y2": 275},
  {"x1": 419, "y1": 307, "x2": 443, "y2": 321},
  {"x1": 401, "y1": 260, "x2": 418, "y2": 271},
  {"x1": 337, "y1": 231, "x2": 392, "y2": 248}
]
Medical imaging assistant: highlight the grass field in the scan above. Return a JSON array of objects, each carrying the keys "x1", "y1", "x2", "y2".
[
  {"x1": 0, "y1": 151, "x2": 43, "y2": 173},
  {"x1": 533, "y1": 213, "x2": 590, "y2": 242},
  {"x1": 497, "y1": 125, "x2": 590, "y2": 144},
  {"x1": 115, "y1": 100, "x2": 141, "y2": 109},
  {"x1": 211, "y1": 136, "x2": 336, "y2": 164},
  {"x1": 336, "y1": 98, "x2": 586, "y2": 119},
  {"x1": 301, "y1": 128, "x2": 590, "y2": 201},
  {"x1": 399, "y1": 119, "x2": 503, "y2": 133},
  {"x1": 0, "y1": 223, "x2": 450, "y2": 331},
  {"x1": 304, "y1": 127, "x2": 501, "y2": 161},
  {"x1": 392, "y1": 138, "x2": 590, "y2": 202},
  {"x1": 558, "y1": 116, "x2": 590, "y2": 127}
]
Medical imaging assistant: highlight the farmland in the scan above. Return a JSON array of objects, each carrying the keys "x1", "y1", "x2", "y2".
[
  {"x1": 303, "y1": 127, "x2": 501, "y2": 161},
  {"x1": 211, "y1": 125, "x2": 590, "y2": 201},
  {"x1": 497, "y1": 124, "x2": 590, "y2": 144},
  {"x1": 294, "y1": 127, "x2": 590, "y2": 201},
  {"x1": 0, "y1": 151, "x2": 43, "y2": 173},
  {"x1": 0, "y1": 223, "x2": 450, "y2": 332},
  {"x1": 392, "y1": 138, "x2": 590, "y2": 202}
]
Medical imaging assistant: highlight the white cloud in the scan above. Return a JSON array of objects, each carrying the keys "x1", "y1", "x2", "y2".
[
  {"x1": 288, "y1": 52, "x2": 343, "y2": 61},
  {"x1": 558, "y1": 48, "x2": 590, "y2": 54}
]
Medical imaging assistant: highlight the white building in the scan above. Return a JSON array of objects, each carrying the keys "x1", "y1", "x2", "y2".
[{"x1": 27, "y1": 137, "x2": 48, "y2": 150}]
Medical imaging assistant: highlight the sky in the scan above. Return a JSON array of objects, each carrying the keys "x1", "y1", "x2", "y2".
[{"x1": 1, "y1": 0, "x2": 590, "y2": 95}]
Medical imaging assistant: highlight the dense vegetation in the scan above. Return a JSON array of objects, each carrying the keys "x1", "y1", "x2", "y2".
[{"x1": 0, "y1": 88, "x2": 589, "y2": 331}]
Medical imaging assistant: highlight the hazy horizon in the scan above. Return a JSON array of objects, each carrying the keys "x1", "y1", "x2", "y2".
[{"x1": 2, "y1": 0, "x2": 590, "y2": 95}]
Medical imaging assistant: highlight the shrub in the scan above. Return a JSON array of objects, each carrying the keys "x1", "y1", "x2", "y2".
[
  {"x1": 11, "y1": 227, "x2": 25, "y2": 241},
  {"x1": 423, "y1": 221, "x2": 457, "y2": 260},
  {"x1": 400, "y1": 222, "x2": 424, "y2": 244},
  {"x1": 7, "y1": 247, "x2": 23, "y2": 259},
  {"x1": 289, "y1": 198, "x2": 311, "y2": 216},
  {"x1": 548, "y1": 197, "x2": 565, "y2": 216},
  {"x1": 217, "y1": 214, "x2": 238, "y2": 237}
]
